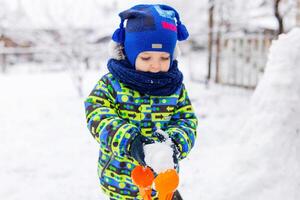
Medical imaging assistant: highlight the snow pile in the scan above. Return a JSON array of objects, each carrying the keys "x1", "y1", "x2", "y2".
[{"x1": 221, "y1": 28, "x2": 300, "y2": 200}]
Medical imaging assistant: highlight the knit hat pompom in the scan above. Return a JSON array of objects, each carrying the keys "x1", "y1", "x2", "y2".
[
  {"x1": 112, "y1": 27, "x2": 125, "y2": 43},
  {"x1": 111, "y1": 4, "x2": 189, "y2": 68},
  {"x1": 177, "y1": 23, "x2": 189, "y2": 41}
]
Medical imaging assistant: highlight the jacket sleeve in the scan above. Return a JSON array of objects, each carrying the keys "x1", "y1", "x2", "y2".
[
  {"x1": 84, "y1": 76, "x2": 139, "y2": 157},
  {"x1": 166, "y1": 85, "x2": 198, "y2": 160}
]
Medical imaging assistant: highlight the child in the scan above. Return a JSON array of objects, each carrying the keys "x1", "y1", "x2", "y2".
[{"x1": 84, "y1": 4, "x2": 198, "y2": 200}]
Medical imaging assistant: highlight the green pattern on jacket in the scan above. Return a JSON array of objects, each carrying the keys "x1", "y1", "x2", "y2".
[{"x1": 84, "y1": 73, "x2": 198, "y2": 200}]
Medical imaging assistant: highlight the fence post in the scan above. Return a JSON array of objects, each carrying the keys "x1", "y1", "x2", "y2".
[
  {"x1": 247, "y1": 37, "x2": 252, "y2": 87},
  {"x1": 242, "y1": 36, "x2": 247, "y2": 87},
  {"x1": 215, "y1": 29, "x2": 221, "y2": 83},
  {"x1": 1, "y1": 53, "x2": 7, "y2": 73},
  {"x1": 297, "y1": 0, "x2": 300, "y2": 26},
  {"x1": 227, "y1": 38, "x2": 234, "y2": 84},
  {"x1": 207, "y1": 0, "x2": 215, "y2": 81}
]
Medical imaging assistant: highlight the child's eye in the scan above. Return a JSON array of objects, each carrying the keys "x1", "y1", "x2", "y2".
[
  {"x1": 140, "y1": 57, "x2": 151, "y2": 61},
  {"x1": 161, "y1": 57, "x2": 170, "y2": 61}
]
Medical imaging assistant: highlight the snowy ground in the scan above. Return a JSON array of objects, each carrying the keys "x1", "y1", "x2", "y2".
[
  {"x1": 2, "y1": 28, "x2": 299, "y2": 199},
  {"x1": 0, "y1": 71, "x2": 104, "y2": 199},
  {"x1": 180, "y1": 81, "x2": 252, "y2": 200},
  {"x1": 0, "y1": 59, "x2": 253, "y2": 200}
]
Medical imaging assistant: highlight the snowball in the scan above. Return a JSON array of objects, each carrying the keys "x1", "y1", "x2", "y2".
[{"x1": 144, "y1": 141, "x2": 174, "y2": 174}]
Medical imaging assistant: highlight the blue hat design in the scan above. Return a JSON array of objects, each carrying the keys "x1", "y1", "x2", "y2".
[{"x1": 112, "y1": 4, "x2": 189, "y2": 67}]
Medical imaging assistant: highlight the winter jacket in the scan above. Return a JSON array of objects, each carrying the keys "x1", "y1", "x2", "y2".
[{"x1": 84, "y1": 72, "x2": 198, "y2": 200}]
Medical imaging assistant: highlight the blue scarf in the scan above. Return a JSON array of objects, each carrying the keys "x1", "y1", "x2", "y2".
[{"x1": 107, "y1": 59, "x2": 183, "y2": 96}]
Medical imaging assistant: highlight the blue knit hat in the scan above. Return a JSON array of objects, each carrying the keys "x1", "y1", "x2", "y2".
[{"x1": 112, "y1": 4, "x2": 189, "y2": 68}]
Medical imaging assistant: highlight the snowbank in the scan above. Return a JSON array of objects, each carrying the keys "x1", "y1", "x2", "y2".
[{"x1": 220, "y1": 28, "x2": 300, "y2": 200}]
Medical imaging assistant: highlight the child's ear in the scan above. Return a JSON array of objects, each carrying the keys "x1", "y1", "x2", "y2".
[
  {"x1": 173, "y1": 44, "x2": 181, "y2": 60},
  {"x1": 108, "y1": 40, "x2": 125, "y2": 60}
]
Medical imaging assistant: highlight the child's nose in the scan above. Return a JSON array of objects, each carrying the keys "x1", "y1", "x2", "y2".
[
  {"x1": 149, "y1": 66, "x2": 160, "y2": 73},
  {"x1": 149, "y1": 60, "x2": 161, "y2": 72}
]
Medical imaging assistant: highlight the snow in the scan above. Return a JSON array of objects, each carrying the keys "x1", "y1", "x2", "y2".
[
  {"x1": 1, "y1": 18, "x2": 299, "y2": 200},
  {"x1": 144, "y1": 130, "x2": 175, "y2": 174},
  {"x1": 0, "y1": 63, "x2": 253, "y2": 200},
  {"x1": 0, "y1": 72, "x2": 106, "y2": 199},
  {"x1": 189, "y1": 27, "x2": 300, "y2": 200},
  {"x1": 144, "y1": 142, "x2": 174, "y2": 174},
  {"x1": 220, "y1": 27, "x2": 300, "y2": 200},
  {"x1": 175, "y1": 28, "x2": 300, "y2": 200}
]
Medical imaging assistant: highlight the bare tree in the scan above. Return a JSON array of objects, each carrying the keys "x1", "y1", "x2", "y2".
[
  {"x1": 297, "y1": 0, "x2": 300, "y2": 26},
  {"x1": 274, "y1": 0, "x2": 284, "y2": 35},
  {"x1": 208, "y1": 0, "x2": 215, "y2": 81}
]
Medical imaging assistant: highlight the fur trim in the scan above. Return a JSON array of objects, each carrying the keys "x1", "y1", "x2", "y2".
[
  {"x1": 173, "y1": 43, "x2": 181, "y2": 59},
  {"x1": 108, "y1": 40, "x2": 125, "y2": 60},
  {"x1": 108, "y1": 40, "x2": 180, "y2": 60}
]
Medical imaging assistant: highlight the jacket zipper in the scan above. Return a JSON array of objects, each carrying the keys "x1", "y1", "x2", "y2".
[{"x1": 101, "y1": 153, "x2": 114, "y2": 178}]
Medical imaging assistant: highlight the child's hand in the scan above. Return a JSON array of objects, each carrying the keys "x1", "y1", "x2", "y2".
[
  {"x1": 129, "y1": 135, "x2": 153, "y2": 166},
  {"x1": 130, "y1": 130, "x2": 178, "y2": 173}
]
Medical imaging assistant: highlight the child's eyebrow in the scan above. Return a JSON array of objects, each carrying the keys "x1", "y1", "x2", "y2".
[
  {"x1": 140, "y1": 52, "x2": 169, "y2": 56},
  {"x1": 140, "y1": 53, "x2": 151, "y2": 56}
]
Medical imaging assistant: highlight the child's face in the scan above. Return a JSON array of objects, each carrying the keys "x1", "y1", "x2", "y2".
[{"x1": 135, "y1": 51, "x2": 171, "y2": 73}]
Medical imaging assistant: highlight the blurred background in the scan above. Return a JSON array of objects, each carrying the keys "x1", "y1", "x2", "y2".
[
  {"x1": 0, "y1": 0, "x2": 299, "y2": 200},
  {"x1": 1, "y1": 0, "x2": 299, "y2": 86}
]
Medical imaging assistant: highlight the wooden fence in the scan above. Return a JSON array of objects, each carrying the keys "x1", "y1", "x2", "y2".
[
  {"x1": 0, "y1": 45, "x2": 106, "y2": 73},
  {"x1": 215, "y1": 33, "x2": 274, "y2": 89}
]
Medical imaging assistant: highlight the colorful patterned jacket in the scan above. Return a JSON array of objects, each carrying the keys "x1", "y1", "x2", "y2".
[{"x1": 84, "y1": 73, "x2": 198, "y2": 200}]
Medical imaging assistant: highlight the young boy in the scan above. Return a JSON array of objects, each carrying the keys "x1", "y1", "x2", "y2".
[{"x1": 84, "y1": 4, "x2": 198, "y2": 200}]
